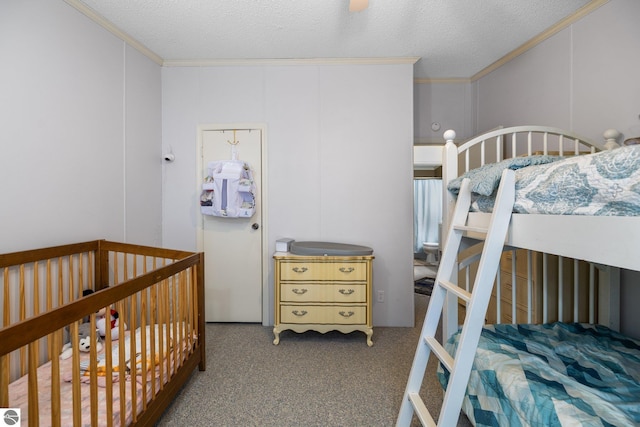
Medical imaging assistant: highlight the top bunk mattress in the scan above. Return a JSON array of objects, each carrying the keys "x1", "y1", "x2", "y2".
[
  {"x1": 448, "y1": 144, "x2": 640, "y2": 216},
  {"x1": 437, "y1": 322, "x2": 640, "y2": 427}
]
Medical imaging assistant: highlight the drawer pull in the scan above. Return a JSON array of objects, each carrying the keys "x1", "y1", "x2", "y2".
[
  {"x1": 339, "y1": 267, "x2": 355, "y2": 273},
  {"x1": 292, "y1": 310, "x2": 308, "y2": 317},
  {"x1": 292, "y1": 267, "x2": 308, "y2": 273},
  {"x1": 339, "y1": 311, "x2": 355, "y2": 318},
  {"x1": 338, "y1": 289, "x2": 355, "y2": 295},
  {"x1": 291, "y1": 288, "x2": 308, "y2": 295}
]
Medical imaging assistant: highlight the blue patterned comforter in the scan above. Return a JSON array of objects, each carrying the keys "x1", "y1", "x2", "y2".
[
  {"x1": 437, "y1": 323, "x2": 640, "y2": 426},
  {"x1": 449, "y1": 145, "x2": 640, "y2": 216}
]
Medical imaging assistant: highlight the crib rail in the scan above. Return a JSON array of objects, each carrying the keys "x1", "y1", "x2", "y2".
[{"x1": 0, "y1": 240, "x2": 205, "y2": 427}]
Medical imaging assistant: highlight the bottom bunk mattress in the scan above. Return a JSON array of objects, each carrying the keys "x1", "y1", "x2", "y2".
[{"x1": 437, "y1": 322, "x2": 640, "y2": 426}]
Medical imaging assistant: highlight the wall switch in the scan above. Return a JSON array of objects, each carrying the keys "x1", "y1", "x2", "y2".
[{"x1": 377, "y1": 290, "x2": 384, "y2": 303}]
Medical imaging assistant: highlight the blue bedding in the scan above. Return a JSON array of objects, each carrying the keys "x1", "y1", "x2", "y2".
[
  {"x1": 449, "y1": 145, "x2": 640, "y2": 216},
  {"x1": 437, "y1": 323, "x2": 640, "y2": 426}
]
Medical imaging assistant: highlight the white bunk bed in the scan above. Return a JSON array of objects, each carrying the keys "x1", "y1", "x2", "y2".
[
  {"x1": 440, "y1": 126, "x2": 639, "y2": 339},
  {"x1": 399, "y1": 126, "x2": 640, "y2": 426}
]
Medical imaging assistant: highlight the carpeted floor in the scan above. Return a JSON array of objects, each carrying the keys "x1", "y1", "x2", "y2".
[{"x1": 156, "y1": 293, "x2": 472, "y2": 426}]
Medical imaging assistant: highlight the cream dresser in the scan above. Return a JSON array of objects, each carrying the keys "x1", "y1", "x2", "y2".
[{"x1": 273, "y1": 252, "x2": 374, "y2": 346}]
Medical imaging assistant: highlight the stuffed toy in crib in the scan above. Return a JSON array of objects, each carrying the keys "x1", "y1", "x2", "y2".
[
  {"x1": 97, "y1": 306, "x2": 125, "y2": 339},
  {"x1": 60, "y1": 322, "x2": 103, "y2": 359},
  {"x1": 83, "y1": 288, "x2": 127, "y2": 340}
]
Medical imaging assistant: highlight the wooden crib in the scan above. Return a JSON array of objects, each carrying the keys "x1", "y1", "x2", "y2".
[{"x1": 0, "y1": 240, "x2": 205, "y2": 427}]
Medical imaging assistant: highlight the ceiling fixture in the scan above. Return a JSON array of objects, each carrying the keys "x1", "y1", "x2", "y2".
[{"x1": 349, "y1": 0, "x2": 368, "y2": 12}]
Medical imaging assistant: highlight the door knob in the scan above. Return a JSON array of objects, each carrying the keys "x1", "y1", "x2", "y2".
[{"x1": 252, "y1": 223, "x2": 259, "y2": 230}]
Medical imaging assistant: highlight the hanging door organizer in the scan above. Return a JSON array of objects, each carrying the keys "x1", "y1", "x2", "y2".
[{"x1": 200, "y1": 160, "x2": 256, "y2": 218}]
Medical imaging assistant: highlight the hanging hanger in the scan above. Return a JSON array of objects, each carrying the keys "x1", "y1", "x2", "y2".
[{"x1": 227, "y1": 130, "x2": 240, "y2": 160}]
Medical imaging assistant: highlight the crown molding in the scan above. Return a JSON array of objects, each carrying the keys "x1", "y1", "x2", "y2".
[
  {"x1": 64, "y1": 0, "x2": 164, "y2": 65},
  {"x1": 414, "y1": 78, "x2": 471, "y2": 85},
  {"x1": 470, "y1": 0, "x2": 609, "y2": 82},
  {"x1": 162, "y1": 57, "x2": 420, "y2": 67}
]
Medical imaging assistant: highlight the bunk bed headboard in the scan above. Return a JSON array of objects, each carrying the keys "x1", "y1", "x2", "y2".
[{"x1": 441, "y1": 126, "x2": 620, "y2": 237}]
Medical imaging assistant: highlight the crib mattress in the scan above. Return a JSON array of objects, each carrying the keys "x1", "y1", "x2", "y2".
[
  {"x1": 9, "y1": 325, "x2": 194, "y2": 427},
  {"x1": 437, "y1": 322, "x2": 640, "y2": 426}
]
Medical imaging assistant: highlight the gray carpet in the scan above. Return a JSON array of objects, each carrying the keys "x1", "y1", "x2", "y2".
[{"x1": 156, "y1": 294, "x2": 472, "y2": 426}]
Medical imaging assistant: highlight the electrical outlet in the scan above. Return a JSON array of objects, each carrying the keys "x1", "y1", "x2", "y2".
[{"x1": 377, "y1": 290, "x2": 384, "y2": 303}]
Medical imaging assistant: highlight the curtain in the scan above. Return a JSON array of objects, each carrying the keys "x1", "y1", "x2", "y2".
[{"x1": 413, "y1": 179, "x2": 442, "y2": 253}]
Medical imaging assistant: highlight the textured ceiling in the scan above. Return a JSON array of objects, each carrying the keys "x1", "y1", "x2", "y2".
[{"x1": 75, "y1": 0, "x2": 592, "y2": 79}]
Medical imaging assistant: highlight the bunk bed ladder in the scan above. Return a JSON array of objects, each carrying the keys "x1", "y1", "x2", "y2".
[{"x1": 397, "y1": 169, "x2": 516, "y2": 427}]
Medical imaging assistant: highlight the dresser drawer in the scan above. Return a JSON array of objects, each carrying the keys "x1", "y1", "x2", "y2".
[
  {"x1": 280, "y1": 284, "x2": 367, "y2": 303},
  {"x1": 279, "y1": 261, "x2": 368, "y2": 282},
  {"x1": 279, "y1": 304, "x2": 367, "y2": 325}
]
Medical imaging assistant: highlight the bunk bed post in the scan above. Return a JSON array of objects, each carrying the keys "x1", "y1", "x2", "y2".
[
  {"x1": 441, "y1": 131, "x2": 458, "y2": 239},
  {"x1": 441, "y1": 131, "x2": 459, "y2": 341},
  {"x1": 597, "y1": 265, "x2": 621, "y2": 331}
]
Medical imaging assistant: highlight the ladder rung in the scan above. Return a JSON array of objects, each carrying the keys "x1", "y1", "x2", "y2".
[
  {"x1": 438, "y1": 280, "x2": 472, "y2": 303},
  {"x1": 453, "y1": 224, "x2": 488, "y2": 234},
  {"x1": 424, "y1": 336, "x2": 454, "y2": 372},
  {"x1": 408, "y1": 392, "x2": 437, "y2": 427}
]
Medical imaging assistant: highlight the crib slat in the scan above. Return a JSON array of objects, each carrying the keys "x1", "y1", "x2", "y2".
[
  {"x1": 70, "y1": 322, "x2": 82, "y2": 426},
  {"x1": 68, "y1": 255, "x2": 74, "y2": 306},
  {"x1": 28, "y1": 342, "x2": 39, "y2": 427},
  {"x1": 149, "y1": 284, "x2": 158, "y2": 397},
  {"x1": 57, "y1": 257, "x2": 63, "y2": 308},
  {"x1": 0, "y1": 355, "x2": 8, "y2": 408},
  {"x1": 141, "y1": 289, "x2": 149, "y2": 410},
  {"x1": 171, "y1": 274, "x2": 178, "y2": 374},
  {"x1": 3, "y1": 268, "x2": 9, "y2": 329},
  {"x1": 50, "y1": 330, "x2": 62, "y2": 427},
  {"x1": 46, "y1": 260, "x2": 52, "y2": 313},
  {"x1": 130, "y1": 294, "x2": 138, "y2": 422},
  {"x1": 104, "y1": 330, "x2": 114, "y2": 427},
  {"x1": 20, "y1": 265, "x2": 27, "y2": 376},
  {"x1": 33, "y1": 262, "x2": 40, "y2": 316},
  {"x1": 88, "y1": 316, "x2": 99, "y2": 427},
  {"x1": 118, "y1": 299, "x2": 127, "y2": 427}
]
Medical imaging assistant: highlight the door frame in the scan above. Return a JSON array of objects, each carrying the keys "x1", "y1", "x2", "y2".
[{"x1": 196, "y1": 123, "x2": 269, "y2": 325}]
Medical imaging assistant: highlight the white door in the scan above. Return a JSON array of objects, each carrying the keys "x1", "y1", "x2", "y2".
[{"x1": 201, "y1": 129, "x2": 262, "y2": 322}]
